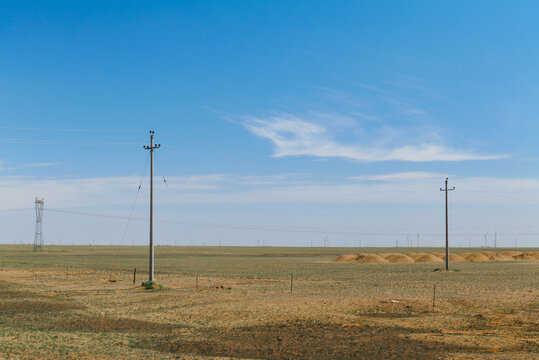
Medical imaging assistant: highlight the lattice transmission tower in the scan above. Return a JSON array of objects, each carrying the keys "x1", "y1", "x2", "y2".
[{"x1": 33, "y1": 198, "x2": 44, "y2": 252}]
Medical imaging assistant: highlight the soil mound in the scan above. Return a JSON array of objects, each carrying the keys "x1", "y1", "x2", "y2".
[
  {"x1": 499, "y1": 251, "x2": 522, "y2": 257},
  {"x1": 334, "y1": 250, "x2": 538, "y2": 264},
  {"x1": 440, "y1": 254, "x2": 465, "y2": 262},
  {"x1": 356, "y1": 254, "x2": 388, "y2": 264},
  {"x1": 514, "y1": 252, "x2": 539, "y2": 260},
  {"x1": 380, "y1": 253, "x2": 415, "y2": 263},
  {"x1": 406, "y1": 253, "x2": 422, "y2": 260},
  {"x1": 413, "y1": 253, "x2": 443, "y2": 263},
  {"x1": 481, "y1": 251, "x2": 497, "y2": 258},
  {"x1": 488, "y1": 253, "x2": 513, "y2": 261},
  {"x1": 335, "y1": 254, "x2": 359, "y2": 263},
  {"x1": 463, "y1": 253, "x2": 489, "y2": 262}
]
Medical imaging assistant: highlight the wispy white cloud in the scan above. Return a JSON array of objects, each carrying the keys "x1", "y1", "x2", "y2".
[
  {"x1": 2, "y1": 173, "x2": 539, "y2": 222},
  {"x1": 244, "y1": 115, "x2": 506, "y2": 162},
  {"x1": 236, "y1": 173, "x2": 309, "y2": 186},
  {"x1": 383, "y1": 97, "x2": 427, "y2": 116},
  {"x1": 0, "y1": 162, "x2": 59, "y2": 172},
  {"x1": 350, "y1": 172, "x2": 445, "y2": 182},
  {"x1": 0, "y1": 174, "x2": 227, "y2": 210},
  {"x1": 19, "y1": 162, "x2": 58, "y2": 169}
]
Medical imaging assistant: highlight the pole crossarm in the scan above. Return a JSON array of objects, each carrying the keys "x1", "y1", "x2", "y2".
[
  {"x1": 440, "y1": 178, "x2": 455, "y2": 270},
  {"x1": 144, "y1": 130, "x2": 160, "y2": 282}
]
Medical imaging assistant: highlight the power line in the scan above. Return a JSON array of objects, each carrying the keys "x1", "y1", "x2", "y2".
[
  {"x1": 0, "y1": 208, "x2": 33, "y2": 212},
  {"x1": 120, "y1": 152, "x2": 150, "y2": 245},
  {"x1": 0, "y1": 127, "x2": 146, "y2": 133},
  {"x1": 41, "y1": 207, "x2": 539, "y2": 236},
  {"x1": 0, "y1": 138, "x2": 139, "y2": 147},
  {"x1": 161, "y1": 175, "x2": 193, "y2": 245},
  {"x1": 462, "y1": 190, "x2": 539, "y2": 205}
]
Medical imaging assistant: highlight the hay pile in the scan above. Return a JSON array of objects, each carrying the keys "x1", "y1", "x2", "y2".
[{"x1": 334, "y1": 251, "x2": 538, "y2": 264}]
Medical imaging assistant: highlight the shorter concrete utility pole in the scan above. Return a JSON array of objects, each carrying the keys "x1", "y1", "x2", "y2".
[
  {"x1": 144, "y1": 131, "x2": 160, "y2": 282},
  {"x1": 440, "y1": 178, "x2": 455, "y2": 270}
]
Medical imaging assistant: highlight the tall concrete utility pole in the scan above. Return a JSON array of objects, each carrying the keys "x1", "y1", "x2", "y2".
[
  {"x1": 144, "y1": 131, "x2": 160, "y2": 282},
  {"x1": 33, "y1": 198, "x2": 44, "y2": 252},
  {"x1": 440, "y1": 178, "x2": 455, "y2": 270}
]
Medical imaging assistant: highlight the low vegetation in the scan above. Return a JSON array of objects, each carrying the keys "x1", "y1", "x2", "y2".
[{"x1": 0, "y1": 245, "x2": 537, "y2": 359}]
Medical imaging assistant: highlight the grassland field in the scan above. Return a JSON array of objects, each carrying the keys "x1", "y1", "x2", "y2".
[{"x1": 0, "y1": 245, "x2": 537, "y2": 359}]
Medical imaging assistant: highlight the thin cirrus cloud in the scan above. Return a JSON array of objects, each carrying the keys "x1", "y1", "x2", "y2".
[
  {"x1": 350, "y1": 172, "x2": 446, "y2": 182},
  {"x1": 0, "y1": 162, "x2": 58, "y2": 172},
  {"x1": 244, "y1": 115, "x2": 506, "y2": 162}
]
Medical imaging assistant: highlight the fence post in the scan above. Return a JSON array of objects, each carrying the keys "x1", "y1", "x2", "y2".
[
  {"x1": 290, "y1": 273, "x2": 293, "y2": 293},
  {"x1": 133, "y1": 268, "x2": 137, "y2": 284},
  {"x1": 196, "y1": 273, "x2": 199, "y2": 290},
  {"x1": 432, "y1": 284, "x2": 436, "y2": 309}
]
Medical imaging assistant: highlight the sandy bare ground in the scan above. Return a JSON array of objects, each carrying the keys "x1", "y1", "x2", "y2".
[{"x1": 0, "y1": 245, "x2": 537, "y2": 359}]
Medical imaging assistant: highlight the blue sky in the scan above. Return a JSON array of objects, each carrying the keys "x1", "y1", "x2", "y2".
[{"x1": 1, "y1": 1, "x2": 539, "y2": 247}]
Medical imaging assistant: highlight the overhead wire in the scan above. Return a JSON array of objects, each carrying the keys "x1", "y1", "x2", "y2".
[
  {"x1": 461, "y1": 190, "x2": 539, "y2": 205},
  {"x1": 165, "y1": 146, "x2": 231, "y2": 162},
  {"x1": 120, "y1": 152, "x2": 151, "y2": 245},
  {"x1": 0, "y1": 208, "x2": 33, "y2": 212},
  {"x1": 0, "y1": 138, "x2": 140, "y2": 147},
  {"x1": 160, "y1": 175, "x2": 193, "y2": 245},
  {"x1": 3, "y1": 128, "x2": 539, "y2": 244},
  {"x1": 41, "y1": 207, "x2": 539, "y2": 237},
  {"x1": 0, "y1": 127, "x2": 146, "y2": 133}
]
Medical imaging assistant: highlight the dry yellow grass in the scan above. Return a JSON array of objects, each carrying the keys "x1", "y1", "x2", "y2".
[{"x1": 0, "y1": 245, "x2": 537, "y2": 359}]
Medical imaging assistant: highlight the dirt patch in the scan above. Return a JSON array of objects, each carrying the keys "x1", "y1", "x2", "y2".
[
  {"x1": 57, "y1": 315, "x2": 179, "y2": 333},
  {"x1": 147, "y1": 321, "x2": 476, "y2": 360},
  {"x1": 0, "y1": 300, "x2": 82, "y2": 314}
]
